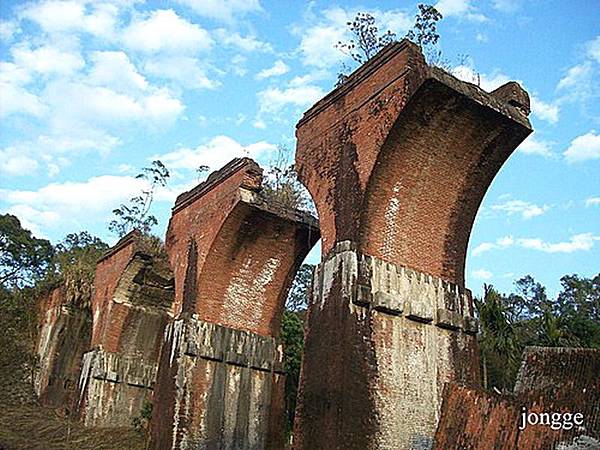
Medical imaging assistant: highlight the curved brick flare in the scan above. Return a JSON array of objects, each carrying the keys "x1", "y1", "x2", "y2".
[
  {"x1": 293, "y1": 41, "x2": 532, "y2": 450},
  {"x1": 150, "y1": 158, "x2": 319, "y2": 450},
  {"x1": 296, "y1": 40, "x2": 531, "y2": 285},
  {"x1": 78, "y1": 231, "x2": 174, "y2": 427}
]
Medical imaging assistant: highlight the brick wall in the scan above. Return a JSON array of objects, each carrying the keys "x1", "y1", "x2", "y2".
[
  {"x1": 150, "y1": 157, "x2": 319, "y2": 449},
  {"x1": 79, "y1": 231, "x2": 174, "y2": 427},
  {"x1": 295, "y1": 40, "x2": 532, "y2": 286},
  {"x1": 293, "y1": 40, "x2": 532, "y2": 449},
  {"x1": 165, "y1": 158, "x2": 319, "y2": 336},
  {"x1": 35, "y1": 286, "x2": 91, "y2": 409},
  {"x1": 433, "y1": 347, "x2": 600, "y2": 449}
]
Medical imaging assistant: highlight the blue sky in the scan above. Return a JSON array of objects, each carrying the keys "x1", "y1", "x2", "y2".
[{"x1": 0, "y1": 0, "x2": 598, "y2": 297}]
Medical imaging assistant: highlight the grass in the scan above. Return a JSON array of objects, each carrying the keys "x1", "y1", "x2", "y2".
[{"x1": 0, "y1": 401, "x2": 146, "y2": 450}]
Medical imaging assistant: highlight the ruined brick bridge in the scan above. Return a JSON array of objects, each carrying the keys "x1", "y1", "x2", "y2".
[{"x1": 34, "y1": 40, "x2": 599, "y2": 450}]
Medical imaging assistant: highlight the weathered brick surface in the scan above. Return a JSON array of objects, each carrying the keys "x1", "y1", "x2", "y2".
[
  {"x1": 165, "y1": 158, "x2": 319, "y2": 336},
  {"x1": 90, "y1": 231, "x2": 173, "y2": 360},
  {"x1": 79, "y1": 231, "x2": 174, "y2": 427},
  {"x1": 294, "y1": 245, "x2": 480, "y2": 450},
  {"x1": 151, "y1": 318, "x2": 286, "y2": 450},
  {"x1": 35, "y1": 286, "x2": 91, "y2": 409},
  {"x1": 296, "y1": 40, "x2": 531, "y2": 285},
  {"x1": 433, "y1": 347, "x2": 600, "y2": 449},
  {"x1": 293, "y1": 40, "x2": 531, "y2": 449},
  {"x1": 150, "y1": 158, "x2": 318, "y2": 449}
]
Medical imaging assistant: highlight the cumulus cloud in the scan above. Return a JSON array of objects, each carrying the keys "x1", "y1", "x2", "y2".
[
  {"x1": 558, "y1": 62, "x2": 593, "y2": 90},
  {"x1": 174, "y1": 0, "x2": 262, "y2": 21},
  {"x1": 435, "y1": 0, "x2": 487, "y2": 22},
  {"x1": 11, "y1": 43, "x2": 84, "y2": 76},
  {"x1": 123, "y1": 9, "x2": 213, "y2": 54},
  {"x1": 0, "y1": 147, "x2": 40, "y2": 176},
  {"x1": 256, "y1": 60, "x2": 289, "y2": 80},
  {"x1": 587, "y1": 35, "x2": 600, "y2": 63},
  {"x1": 88, "y1": 51, "x2": 148, "y2": 94},
  {"x1": 563, "y1": 130, "x2": 600, "y2": 163},
  {"x1": 530, "y1": 94, "x2": 559, "y2": 124},
  {"x1": 156, "y1": 135, "x2": 277, "y2": 173},
  {"x1": 585, "y1": 197, "x2": 600, "y2": 207},
  {"x1": 471, "y1": 268, "x2": 493, "y2": 280},
  {"x1": 0, "y1": 20, "x2": 20, "y2": 41},
  {"x1": 517, "y1": 233, "x2": 600, "y2": 253},
  {"x1": 472, "y1": 235, "x2": 514, "y2": 256},
  {"x1": 257, "y1": 85, "x2": 324, "y2": 115},
  {"x1": 19, "y1": 0, "x2": 122, "y2": 38},
  {"x1": 0, "y1": 174, "x2": 146, "y2": 233},
  {"x1": 143, "y1": 56, "x2": 217, "y2": 90},
  {"x1": 296, "y1": 7, "x2": 411, "y2": 69},
  {"x1": 491, "y1": 199, "x2": 549, "y2": 219},
  {"x1": 518, "y1": 134, "x2": 553, "y2": 157},
  {"x1": 472, "y1": 233, "x2": 600, "y2": 256},
  {"x1": 213, "y1": 29, "x2": 272, "y2": 53}
]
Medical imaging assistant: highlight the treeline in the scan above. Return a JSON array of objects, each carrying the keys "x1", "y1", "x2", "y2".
[{"x1": 477, "y1": 274, "x2": 600, "y2": 392}]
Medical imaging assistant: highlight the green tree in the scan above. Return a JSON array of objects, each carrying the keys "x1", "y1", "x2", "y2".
[
  {"x1": 280, "y1": 310, "x2": 305, "y2": 437},
  {"x1": 285, "y1": 264, "x2": 315, "y2": 311},
  {"x1": 555, "y1": 273, "x2": 600, "y2": 348},
  {"x1": 0, "y1": 214, "x2": 53, "y2": 289},
  {"x1": 43, "y1": 232, "x2": 109, "y2": 306},
  {"x1": 109, "y1": 160, "x2": 170, "y2": 237},
  {"x1": 475, "y1": 284, "x2": 521, "y2": 391}
]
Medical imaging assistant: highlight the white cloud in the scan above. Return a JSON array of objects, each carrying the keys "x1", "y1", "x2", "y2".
[
  {"x1": 587, "y1": 35, "x2": 600, "y2": 63},
  {"x1": 435, "y1": 0, "x2": 487, "y2": 22},
  {"x1": 88, "y1": 51, "x2": 148, "y2": 94},
  {"x1": 557, "y1": 62, "x2": 593, "y2": 90},
  {"x1": 175, "y1": 0, "x2": 261, "y2": 21},
  {"x1": 518, "y1": 134, "x2": 553, "y2": 157},
  {"x1": 297, "y1": 7, "x2": 411, "y2": 69},
  {"x1": 0, "y1": 147, "x2": 40, "y2": 176},
  {"x1": 123, "y1": 9, "x2": 213, "y2": 54},
  {"x1": 4, "y1": 205, "x2": 61, "y2": 238},
  {"x1": 0, "y1": 20, "x2": 20, "y2": 41},
  {"x1": 0, "y1": 81, "x2": 46, "y2": 118},
  {"x1": 214, "y1": 29, "x2": 272, "y2": 52},
  {"x1": 156, "y1": 135, "x2": 277, "y2": 173},
  {"x1": 472, "y1": 235, "x2": 514, "y2": 256},
  {"x1": 517, "y1": 233, "x2": 600, "y2": 253},
  {"x1": 530, "y1": 94, "x2": 559, "y2": 124},
  {"x1": 563, "y1": 130, "x2": 600, "y2": 163},
  {"x1": 11, "y1": 43, "x2": 84, "y2": 77},
  {"x1": 1, "y1": 175, "x2": 147, "y2": 233},
  {"x1": 230, "y1": 54, "x2": 247, "y2": 76},
  {"x1": 257, "y1": 85, "x2": 324, "y2": 115},
  {"x1": 491, "y1": 199, "x2": 549, "y2": 219},
  {"x1": 143, "y1": 56, "x2": 217, "y2": 90},
  {"x1": 472, "y1": 233, "x2": 600, "y2": 256},
  {"x1": 585, "y1": 197, "x2": 600, "y2": 207},
  {"x1": 20, "y1": 0, "x2": 121, "y2": 38},
  {"x1": 492, "y1": 0, "x2": 521, "y2": 12},
  {"x1": 472, "y1": 269, "x2": 493, "y2": 280},
  {"x1": 256, "y1": 60, "x2": 289, "y2": 79}
]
